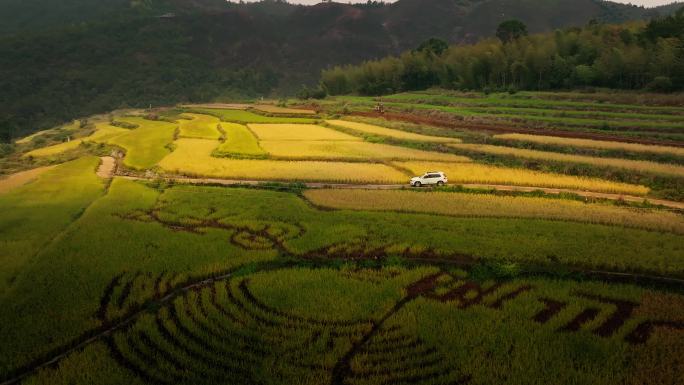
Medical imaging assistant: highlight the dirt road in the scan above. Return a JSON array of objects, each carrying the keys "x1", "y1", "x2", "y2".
[
  {"x1": 119, "y1": 175, "x2": 684, "y2": 210},
  {"x1": 96, "y1": 157, "x2": 116, "y2": 179}
]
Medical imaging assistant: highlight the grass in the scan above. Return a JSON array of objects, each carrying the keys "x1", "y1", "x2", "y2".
[
  {"x1": 325, "y1": 119, "x2": 460, "y2": 143},
  {"x1": 0, "y1": 157, "x2": 104, "y2": 294},
  {"x1": 304, "y1": 189, "x2": 684, "y2": 234},
  {"x1": 248, "y1": 124, "x2": 361, "y2": 141},
  {"x1": 0, "y1": 166, "x2": 54, "y2": 194},
  {"x1": 494, "y1": 133, "x2": 684, "y2": 158},
  {"x1": 177, "y1": 113, "x2": 221, "y2": 140},
  {"x1": 214, "y1": 122, "x2": 266, "y2": 157},
  {"x1": 395, "y1": 161, "x2": 650, "y2": 195},
  {"x1": 260, "y1": 140, "x2": 471, "y2": 161},
  {"x1": 190, "y1": 108, "x2": 316, "y2": 124},
  {"x1": 158, "y1": 138, "x2": 409, "y2": 183},
  {"x1": 105, "y1": 118, "x2": 177, "y2": 170},
  {"x1": 449, "y1": 143, "x2": 684, "y2": 178}
]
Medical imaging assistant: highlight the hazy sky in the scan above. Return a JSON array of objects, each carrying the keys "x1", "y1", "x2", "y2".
[{"x1": 240, "y1": 0, "x2": 679, "y2": 6}]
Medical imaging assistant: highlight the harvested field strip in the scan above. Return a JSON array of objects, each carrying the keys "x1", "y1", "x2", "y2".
[
  {"x1": 248, "y1": 124, "x2": 360, "y2": 141},
  {"x1": 0, "y1": 166, "x2": 54, "y2": 194},
  {"x1": 395, "y1": 161, "x2": 649, "y2": 195},
  {"x1": 304, "y1": 189, "x2": 684, "y2": 234},
  {"x1": 260, "y1": 140, "x2": 470, "y2": 162},
  {"x1": 494, "y1": 133, "x2": 684, "y2": 157},
  {"x1": 325, "y1": 120, "x2": 459, "y2": 143},
  {"x1": 462, "y1": 106, "x2": 684, "y2": 123},
  {"x1": 190, "y1": 108, "x2": 315, "y2": 124},
  {"x1": 253, "y1": 105, "x2": 316, "y2": 115},
  {"x1": 177, "y1": 113, "x2": 221, "y2": 140},
  {"x1": 449, "y1": 143, "x2": 684, "y2": 177},
  {"x1": 214, "y1": 123, "x2": 266, "y2": 157},
  {"x1": 159, "y1": 139, "x2": 409, "y2": 183}
]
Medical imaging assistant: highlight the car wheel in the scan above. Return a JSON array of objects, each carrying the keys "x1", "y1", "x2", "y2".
[
  {"x1": 437, "y1": 181, "x2": 444, "y2": 186},
  {"x1": 414, "y1": 181, "x2": 421, "y2": 187}
]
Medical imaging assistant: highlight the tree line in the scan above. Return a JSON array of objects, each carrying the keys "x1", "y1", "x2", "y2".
[{"x1": 320, "y1": 8, "x2": 684, "y2": 96}]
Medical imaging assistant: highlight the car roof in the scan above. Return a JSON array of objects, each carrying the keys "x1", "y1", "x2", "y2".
[{"x1": 426, "y1": 171, "x2": 445, "y2": 174}]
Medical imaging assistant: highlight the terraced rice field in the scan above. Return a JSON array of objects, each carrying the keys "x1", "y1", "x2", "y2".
[
  {"x1": 105, "y1": 118, "x2": 177, "y2": 169},
  {"x1": 0, "y1": 165, "x2": 54, "y2": 194},
  {"x1": 253, "y1": 105, "x2": 317, "y2": 115},
  {"x1": 325, "y1": 120, "x2": 459, "y2": 143},
  {"x1": 248, "y1": 124, "x2": 360, "y2": 141},
  {"x1": 395, "y1": 161, "x2": 650, "y2": 195},
  {"x1": 304, "y1": 189, "x2": 684, "y2": 234},
  {"x1": 177, "y1": 113, "x2": 221, "y2": 139},
  {"x1": 449, "y1": 143, "x2": 684, "y2": 177},
  {"x1": 260, "y1": 140, "x2": 470, "y2": 161},
  {"x1": 159, "y1": 138, "x2": 409, "y2": 183},
  {"x1": 214, "y1": 122, "x2": 266, "y2": 157},
  {"x1": 494, "y1": 133, "x2": 684, "y2": 157},
  {"x1": 190, "y1": 108, "x2": 316, "y2": 124}
]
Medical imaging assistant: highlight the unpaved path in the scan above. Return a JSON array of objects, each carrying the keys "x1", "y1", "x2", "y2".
[
  {"x1": 119, "y1": 175, "x2": 684, "y2": 210},
  {"x1": 0, "y1": 166, "x2": 55, "y2": 194},
  {"x1": 96, "y1": 157, "x2": 116, "y2": 179}
]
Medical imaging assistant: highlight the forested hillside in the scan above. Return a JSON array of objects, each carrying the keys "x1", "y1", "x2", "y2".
[
  {"x1": 322, "y1": 8, "x2": 684, "y2": 95},
  {"x1": 0, "y1": 0, "x2": 681, "y2": 141}
]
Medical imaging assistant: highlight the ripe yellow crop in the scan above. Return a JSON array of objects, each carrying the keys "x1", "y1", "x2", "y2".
[
  {"x1": 159, "y1": 138, "x2": 409, "y2": 183},
  {"x1": 304, "y1": 189, "x2": 684, "y2": 234},
  {"x1": 178, "y1": 113, "x2": 221, "y2": 139},
  {"x1": 24, "y1": 124, "x2": 129, "y2": 158},
  {"x1": 0, "y1": 166, "x2": 55, "y2": 194},
  {"x1": 396, "y1": 161, "x2": 649, "y2": 195},
  {"x1": 326, "y1": 120, "x2": 459, "y2": 143},
  {"x1": 260, "y1": 140, "x2": 471, "y2": 162},
  {"x1": 449, "y1": 143, "x2": 684, "y2": 177},
  {"x1": 248, "y1": 124, "x2": 360, "y2": 141},
  {"x1": 494, "y1": 133, "x2": 684, "y2": 157},
  {"x1": 215, "y1": 122, "x2": 266, "y2": 157}
]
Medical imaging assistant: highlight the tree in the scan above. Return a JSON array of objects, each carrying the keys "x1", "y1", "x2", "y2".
[
  {"x1": 416, "y1": 38, "x2": 449, "y2": 56},
  {"x1": 496, "y1": 20, "x2": 528, "y2": 43}
]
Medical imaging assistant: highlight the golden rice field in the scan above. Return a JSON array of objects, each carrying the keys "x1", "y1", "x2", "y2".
[
  {"x1": 326, "y1": 120, "x2": 459, "y2": 143},
  {"x1": 248, "y1": 123, "x2": 360, "y2": 141},
  {"x1": 23, "y1": 124, "x2": 130, "y2": 158},
  {"x1": 495, "y1": 133, "x2": 684, "y2": 157},
  {"x1": 0, "y1": 166, "x2": 54, "y2": 194},
  {"x1": 304, "y1": 189, "x2": 684, "y2": 234},
  {"x1": 395, "y1": 161, "x2": 650, "y2": 195},
  {"x1": 450, "y1": 143, "x2": 684, "y2": 178},
  {"x1": 253, "y1": 105, "x2": 316, "y2": 115},
  {"x1": 177, "y1": 113, "x2": 221, "y2": 139},
  {"x1": 260, "y1": 140, "x2": 471, "y2": 161},
  {"x1": 214, "y1": 122, "x2": 266, "y2": 157},
  {"x1": 159, "y1": 138, "x2": 409, "y2": 183}
]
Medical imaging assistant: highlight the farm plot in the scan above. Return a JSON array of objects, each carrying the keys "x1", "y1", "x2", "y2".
[
  {"x1": 260, "y1": 140, "x2": 470, "y2": 161},
  {"x1": 494, "y1": 133, "x2": 684, "y2": 158},
  {"x1": 158, "y1": 139, "x2": 409, "y2": 183},
  {"x1": 21, "y1": 266, "x2": 684, "y2": 385},
  {"x1": 304, "y1": 189, "x2": 684, "y2": 234},
  {"x1": 395, "y1": 161, "x2": 649, "y2": 195},
  {"x1": 214, "y1": 122, "x2": 266, "y2": 158},
  {"x1": 0, "y1": 157, "x2": 103, "y2": 293},
  {"x1": 248, "y1": 124, "x2": 360, "y2": 141},
  {"x1": 0, "y1": 166, "x2": 54, "y2": 194},
  {"x1": 325, "y1": 119, "x2": 460, "y2": 143},
  {"x1": 253, "y1": 105, "x2": 316, "y2": 115},
  {"x1": 177, "y1": 113, "x2": 221, "y2": 140},
  {"x1": 190, "y1": 108, "x2": 316, "y2": 124},
  {"x1": 23, "y1": 124, "x2": 129, "y2": 158},
  {"x1": 449, "y1": 143, "x2": 684, "y2": 178},
  {"x1": 105, "y1": 118, "x2": 177, "y2": 170}
]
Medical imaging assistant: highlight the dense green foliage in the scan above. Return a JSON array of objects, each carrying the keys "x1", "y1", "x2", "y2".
[{"x1": 321, "y1": 10, "x2": 684, "y2": 95}]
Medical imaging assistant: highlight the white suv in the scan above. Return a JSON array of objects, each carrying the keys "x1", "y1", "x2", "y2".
[{"x1": 410, "y1": 172, "x2": 448, "y2": 187}]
